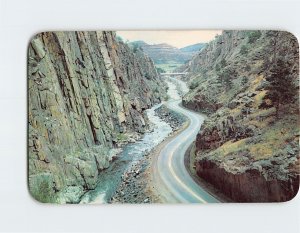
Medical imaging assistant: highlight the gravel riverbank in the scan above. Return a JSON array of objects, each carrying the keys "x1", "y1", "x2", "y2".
[{"x1": 111, "y1": 103, "x2": 187, "y2": 203}]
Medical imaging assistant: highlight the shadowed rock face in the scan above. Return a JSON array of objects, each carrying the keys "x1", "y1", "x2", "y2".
[
  {"x1": 181, "y1": 30, "x2": 299, "y2": 202},
  {"x1": 28, "y1": 31, "x2": 166, "y2": 203},
  {"x1": 196, "y1": 159, "x2": 299, "y2": 202}
]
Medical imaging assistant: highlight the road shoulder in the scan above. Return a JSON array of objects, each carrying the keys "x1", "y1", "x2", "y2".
[{"x1": 184, "y1": 143, "x2": 232, "y2": 202}]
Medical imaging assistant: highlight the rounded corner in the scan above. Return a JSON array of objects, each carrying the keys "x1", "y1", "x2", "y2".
[
  {"x1": 281, "y1": 184, "x2": 300, "y2": 203},
  {"x1": 279, "y1": 30, "x2": 299, "y2": 50},
  {"x1": 29, "y1": 31, "x2": 46, "y2": 43},
  {"x1": 27, "y1": 186, "x2": 48, "y2": 204},
  {"x1": 27, "y1": 31, "x2": 48, "y2": 54}
]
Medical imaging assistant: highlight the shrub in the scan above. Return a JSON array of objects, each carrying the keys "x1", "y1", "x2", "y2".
[
  {"x1": 189, "y1": 80, "x2": 199, "y2": 90},
  {"x1": 156, "y1": 67, "x2": 165, "y2": 74},
  {"x1": 117, "y1": 133, "x2": 128, "y2": 141},
  {"x1": 245, "y1": 64, "x2": 251, "y2": 72},
  {"x1": 248, "y1": 31, "x2": 262, "y2": 44},
  {"x1": 132, "y1": 43, "x2": 142, "y2": 53},
  {"x1": 30, "y1": 178, "x2": 57, "y2": 203},
  {"x1": 144, "y1": 72, "x2": 151, "y2": 79},
  {"x1": 240, "y1": 45, "x2": 249, "y2": 55},
  {"x1": 116, "y1": 36, "x2": 123, "y2": 42}
]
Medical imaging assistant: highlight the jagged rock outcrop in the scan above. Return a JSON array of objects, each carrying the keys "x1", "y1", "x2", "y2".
[
  {"x1": 182, "y1": 30, "x2": 299, "y2": 202},
  {"x1": 181, "y1": 31, "x2": 257, "y2": 112},
  {"x1": 180, "y1": 31, "x2": 249, "y2": 73},
  {"x1": 28, "y1": 31, "x2": 166, "y2": 203}
]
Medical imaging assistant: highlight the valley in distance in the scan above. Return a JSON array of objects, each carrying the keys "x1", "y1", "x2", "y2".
[{"x1": 28, "y1": 30, "x2": 299, "y2": 203}]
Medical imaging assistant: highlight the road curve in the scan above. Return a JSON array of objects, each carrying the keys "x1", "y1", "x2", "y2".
[{"x1": 154, "y1": 99, "x2": 220, "y2": 203}]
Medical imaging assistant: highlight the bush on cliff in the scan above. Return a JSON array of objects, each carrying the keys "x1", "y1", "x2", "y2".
[{"x1": 248, "y1": 31, "x2": 262, "y2": 44}]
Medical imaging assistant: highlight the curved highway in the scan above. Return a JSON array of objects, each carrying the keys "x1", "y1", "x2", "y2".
[{"x1": 154, "y1": 99, "x2": 219, "y2": 203}]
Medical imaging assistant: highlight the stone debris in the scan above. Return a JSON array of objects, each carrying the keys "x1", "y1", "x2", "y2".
[{"x1": 111, "y1": 105, "x2": 187, "y2": 203}]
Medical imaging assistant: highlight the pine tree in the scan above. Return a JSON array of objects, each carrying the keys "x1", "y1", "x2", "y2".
[
  {"x1": 217, "y1": 67, "x2": 237, "y2": 90},
  {"x1": 262, "y1": 31, "x2": 298, "y2": 117},
  {"x1": 264, "y1": 58, "x2": 297, "y2": 117},
  {"x1": 220, "y1": 58, "x2": 227, "y2": 68},
  {"x1": 241, "y1": 76, "x2": 248, "y2": 85}
]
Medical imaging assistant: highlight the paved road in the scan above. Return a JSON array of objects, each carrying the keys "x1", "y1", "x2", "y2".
[{"x1": 154, "y1": 99, "x2": 219, "y2": 203}]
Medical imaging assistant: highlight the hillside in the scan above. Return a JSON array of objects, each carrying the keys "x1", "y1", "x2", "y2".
[
  {"x1": 181, "y1": 30, "x2": 299, "y2": 202},
  {"x1": 28, "y1": 31, "x2": 167, "y2": 203}
]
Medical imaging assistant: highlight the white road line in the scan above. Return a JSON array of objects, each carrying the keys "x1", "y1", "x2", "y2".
[{"x1": 166, "y1": 132, "x2": 207, "y2": 203}]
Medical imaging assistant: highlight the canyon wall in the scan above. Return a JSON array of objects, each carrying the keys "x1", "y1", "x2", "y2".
[
  {"x1": 28, "y1": 31, "x2": 166, "y2": 203},
  {"x1": 182, "y1": 31, "x2": 299, "y2": 202}
]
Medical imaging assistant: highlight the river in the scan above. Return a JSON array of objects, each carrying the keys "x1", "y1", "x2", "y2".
[{"x1": 80, "y1": 77, "x2": 187, "y2": 204}]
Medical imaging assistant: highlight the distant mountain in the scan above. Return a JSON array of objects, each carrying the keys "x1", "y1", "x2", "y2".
[
  {"x1": 180, "y1": 43, "x2": 205, "y2": 53},
  {"x1": 129, "y1": 41, "x2": 205, "y2": 65}
]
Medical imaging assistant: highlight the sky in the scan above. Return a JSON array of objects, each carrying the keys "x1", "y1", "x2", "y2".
[{"x1": 116, "y1": 30, "x2": 222, "y2": 48}]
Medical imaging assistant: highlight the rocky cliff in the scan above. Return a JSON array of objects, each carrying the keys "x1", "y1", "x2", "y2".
[
  {"x1": 28, "y1": 31, "x2": 166, "y2": 203},
  {"x1": 182, "y1": 30, "x2": 299, "y2": 202}
]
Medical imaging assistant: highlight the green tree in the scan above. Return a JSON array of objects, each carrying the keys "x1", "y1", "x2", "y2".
[
  {"x1": 220, "y1": 58, "x2": 227, "y2": 68},
  {"x1": 241, "y1": 76, "x2": 248, "y2": 85},
  {"x1": 261, "y1": 31, "x2": 298, "y2": 117},
  {"x1": 218, "y1": 67, "x2": 237, "y2": 90},
  {"x1": 215, "y1": 63, "x2": 221, "y2": 73},
  {"x1": 263, "y1": 58, "x2": 297, "y2": 117}
]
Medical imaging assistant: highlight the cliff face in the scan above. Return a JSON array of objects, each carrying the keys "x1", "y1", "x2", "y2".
[
  {"x1": 182, "y1": 30, "x2": 299, "y2": 202},
  {"x1": 28, "y1": 31, "x2": 166, "y2": 203},
  {"x1": 180, "y1": 31, "x2": 247, "y2": 75},
  {"x1": 181, "y1": 31, "x2": 255, "y2": 112},
  {"x1": 197, "y1": 159, "x2": 299, "y2": 202}
]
